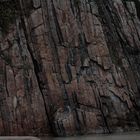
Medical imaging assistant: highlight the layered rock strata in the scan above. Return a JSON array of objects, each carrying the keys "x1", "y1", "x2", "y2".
[{"x1": 0, "y1": 0, "x2": 140, "y2": 136}]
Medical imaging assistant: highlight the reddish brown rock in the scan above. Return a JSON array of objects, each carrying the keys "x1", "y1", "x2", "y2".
[{"x1": 0, "y1": 0, "x2": 140, "y2": 136}]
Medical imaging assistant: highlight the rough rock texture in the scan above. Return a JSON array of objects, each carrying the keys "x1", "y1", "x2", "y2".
[{"x1": 0, "y1": 0, "x2": 140, "y2": 136}]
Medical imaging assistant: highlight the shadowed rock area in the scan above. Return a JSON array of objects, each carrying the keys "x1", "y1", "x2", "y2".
[{"x1": 0, "y1": 0, "x2": 140, "y2": 136}]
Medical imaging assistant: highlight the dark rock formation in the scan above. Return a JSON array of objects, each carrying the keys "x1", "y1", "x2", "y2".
[{"x1": 0, "y1": 0, "x2": 140, "y2": 136}]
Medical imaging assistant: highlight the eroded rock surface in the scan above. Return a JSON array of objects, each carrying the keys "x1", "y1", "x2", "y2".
[{"x1": 0, "y1": 0, "x2": 140, "y2": 136}]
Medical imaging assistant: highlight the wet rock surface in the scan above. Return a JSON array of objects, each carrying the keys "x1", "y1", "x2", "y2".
[{"x1": 0, "y1": 0, "x2": 140, "y2": 136}]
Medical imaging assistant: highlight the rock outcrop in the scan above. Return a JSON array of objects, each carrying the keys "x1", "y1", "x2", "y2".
[{"x1": 0, "y1": 0, "x2": 140, "y2": 136}]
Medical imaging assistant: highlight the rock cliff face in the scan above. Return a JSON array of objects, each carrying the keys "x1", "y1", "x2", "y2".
[{"x1": 0, "y1": 0, "x2": 140, "y2": 136}]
